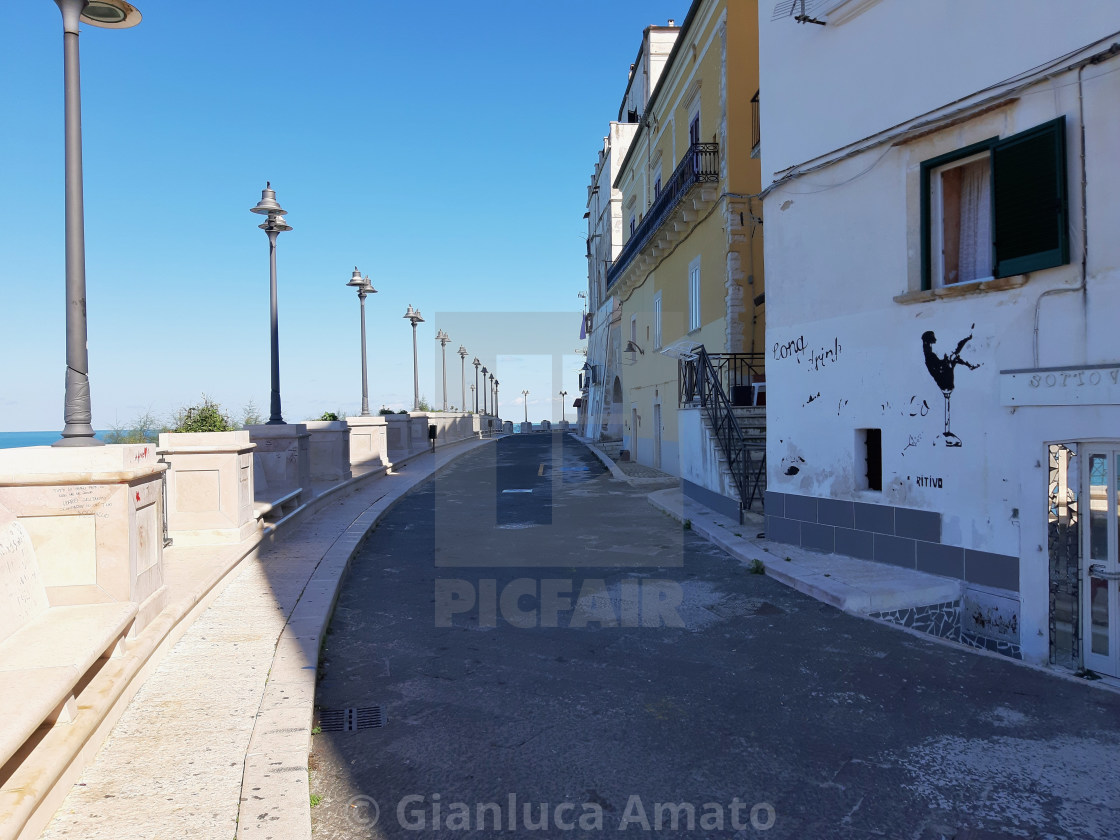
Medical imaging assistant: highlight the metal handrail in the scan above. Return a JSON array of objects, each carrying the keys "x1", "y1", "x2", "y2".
[
  {"x1": 689, "y1": 347, "x2": 766, "y2": 511},
  {"x1": 607, "y1": 142, "x2": 720, "y2": 287}
]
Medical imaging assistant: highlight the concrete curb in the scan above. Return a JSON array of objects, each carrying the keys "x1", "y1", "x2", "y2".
[
  {"x1": 235, "y1": 437, "x2": 492, "y2": 840},
  {"x1": 575, "y1": 437, "x2": 631, "y2": 482},
  {"x1": 647, "y1": 487, "x2": 1120, "y2": 693}
]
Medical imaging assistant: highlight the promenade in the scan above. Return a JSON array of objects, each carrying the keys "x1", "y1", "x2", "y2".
[
  {"x1": 5, "y1": 431, "x2": 1118, "y2": 839},
  {"x1": 33, "y1": 437, "x2": 491, "y2": 840}
]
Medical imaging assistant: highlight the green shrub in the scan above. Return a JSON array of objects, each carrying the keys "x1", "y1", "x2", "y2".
[
  {"x1": 172, "y1": 396, "x2": 234, "y2": 433},
  {"x1": 104, "y1": 410, "x2": 164, "y2": 444},
  {"x1": 318, "y1": 411, "x2": 340, "y2": 421}
]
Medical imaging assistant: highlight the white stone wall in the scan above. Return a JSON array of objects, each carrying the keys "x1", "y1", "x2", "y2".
[{"x1": 758, "y1": 7, "x2": 1120, "y2": 665}]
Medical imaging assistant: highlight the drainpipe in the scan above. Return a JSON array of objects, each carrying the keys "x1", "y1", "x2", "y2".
[{"x1": 1032, "y1": 62, "x2": 1091, "y2": 367}]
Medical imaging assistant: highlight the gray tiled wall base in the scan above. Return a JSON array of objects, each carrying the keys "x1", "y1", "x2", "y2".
[{"x1": 765, "y1": 491, "x2": 1020, "y2": 592}]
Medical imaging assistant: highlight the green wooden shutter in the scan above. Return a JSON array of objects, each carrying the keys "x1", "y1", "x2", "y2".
[{"x1": 992, "y1": 116, "x2": 1069, "y2": 278}]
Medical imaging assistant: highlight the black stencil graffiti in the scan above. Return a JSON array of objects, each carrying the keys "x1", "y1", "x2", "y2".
[
  {"x1": 908, "y1": 396, "x2": 930, "y2": 417},
  {"x1": 901, "y1": 433, "x2": 922, "y2": 456},
  {"x1": 921, "y1": 327, "x2": 980, "y2": 448},
  {"x1": 803, "y1": 392, "x2": 821, "y2": 407}
]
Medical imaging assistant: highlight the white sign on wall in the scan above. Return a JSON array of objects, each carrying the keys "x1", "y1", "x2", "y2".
[{"x1": 1001, "y1": 365, "x2": 1120, "y2": 406}]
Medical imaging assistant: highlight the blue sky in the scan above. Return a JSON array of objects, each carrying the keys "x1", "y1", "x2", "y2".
[{"x1": 0, "y1": 1, "x2": 682, "y2": 431}]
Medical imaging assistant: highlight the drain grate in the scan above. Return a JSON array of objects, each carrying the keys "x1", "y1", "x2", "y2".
[{"x1": 317, "y1": 706, "x2": 383, "y2": 732}]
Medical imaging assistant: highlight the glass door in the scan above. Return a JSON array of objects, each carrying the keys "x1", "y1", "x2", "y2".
[{"x1": 1082, "y1": 448, "x2": 1120, "y2": 677}]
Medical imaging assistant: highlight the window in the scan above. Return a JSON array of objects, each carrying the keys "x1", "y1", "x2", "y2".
[
  {"x1": 653, "y1": 292, "x2": 662, "y2": 349},
  {"x1": 630, "y1": 314, "x2": 637, "y2": 343},
  {"x1": 688, "y1": 257, "x2": 701, "y2": 331},
  {"x1": 654, "y1": 175, "x2": 662, "y2": 198},
  {"x1": 860, "y1": 428, "x2": 882, "y2": 491},
  {"x1": 629, "y1": 215, "x2": 636, "y2": 237},
  {"x1": 689, "y1": 113, "x2": 700, "y2": 146},
  {"x1": 921, "y1": 116, "x2": 1068, "y2": 290}
]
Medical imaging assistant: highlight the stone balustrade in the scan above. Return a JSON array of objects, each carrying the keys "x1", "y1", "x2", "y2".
[
  {"x1": 158, "y1": 431, "x2": 258, "y2": 546},
  {"x1": 303, "y1": 420, "x2": 353, "y2": 483},
  {"x1": 0, "y1": 444, "x2": 168, "y2": 631}
]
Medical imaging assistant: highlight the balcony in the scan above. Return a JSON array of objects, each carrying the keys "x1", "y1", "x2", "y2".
[{"x1": 607, "y1": 142, "x2": 719, "y2": 288}]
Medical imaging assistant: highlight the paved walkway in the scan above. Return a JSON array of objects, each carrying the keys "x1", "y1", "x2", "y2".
[
  {"x1": 38, "y1": 440, "x2": 489, "y2": 840},
  {"x1": 309, "y1": 434, "x2": 1120, "y2": 840}
]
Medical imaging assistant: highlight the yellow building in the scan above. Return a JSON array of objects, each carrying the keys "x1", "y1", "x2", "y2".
[{"x1": 606, "y1": 0, "x2": 765, "y2": 515}]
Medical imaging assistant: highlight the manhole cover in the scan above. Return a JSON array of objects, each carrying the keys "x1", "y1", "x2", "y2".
[{"x1": 317, "y1": 706, "x2": 383, "y2": 732}]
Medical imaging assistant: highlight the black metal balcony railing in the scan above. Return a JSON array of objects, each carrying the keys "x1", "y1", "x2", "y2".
[
  {"x1": 678, "y1": 352, "x2": 765, "y2": 408},
  {"x1": 607, "y1": 142, "x2": 719, "y2": 287}
]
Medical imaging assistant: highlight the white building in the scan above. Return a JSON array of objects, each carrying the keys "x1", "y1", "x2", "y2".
[
  {"x1": 758, "y1": 0, "x2": 1120, "y2": 674},
  {"x1": 581, "y1": 23, "x2": 679, "y2": 441}
]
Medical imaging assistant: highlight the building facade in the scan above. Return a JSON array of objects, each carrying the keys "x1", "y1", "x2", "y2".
[
  {"x1": 606, "y1": 0, "x2": 765, "y2": 509},
  {"x1": 581, "y1": 25, "x2": 678, "y2": 442},
  {"x1": 758, "y1": 0, "x2": 1120, "y2": 672}
]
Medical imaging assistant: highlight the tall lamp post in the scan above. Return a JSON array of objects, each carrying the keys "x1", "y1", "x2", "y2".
[
  {"x1": 472, "y1": 358, "x2": 481, "y2": 414},
  {"x1": 250, "y1": 183, "x2": 293, "y2": 425},
  {"x1": 403, "y1": 305, "x2": 425, "y2": 410},
  {"x1": 52, "y1": 0, "x2": 142, "y2": 446},
  {"x1": 493, "y1": 380, "x2": 499, "y2": 418},
  {"x1": 346, "y1": 268, "x2": 376, "y2": 416},
  {"x1": 457, "y1": 345, "x2": 468, "y2": 413},
  {"x1": 480, "y1": 367, "x2": 489, "y2": 415},
  {"x1": 489, "y1": 374, "x2": 496, "y2": 417},
  {"x1": 560, "y1": 390, "x2": 567, "y2": 423},
  {"x1": 522, "y1": 390, "x2": 530, "y2": 424},
  {"x1": 435, "y1": 330, "x2": 450, "y2": 411}
]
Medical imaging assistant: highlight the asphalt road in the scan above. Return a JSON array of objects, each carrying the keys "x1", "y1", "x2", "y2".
[{"x1": 310, "y1": 433, "x2": 1120, "y2": 840}]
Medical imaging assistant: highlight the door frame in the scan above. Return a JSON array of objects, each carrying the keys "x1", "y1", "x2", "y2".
[{"x1": 1081, "y1": 443, "x2": 1120, "y2": 678}]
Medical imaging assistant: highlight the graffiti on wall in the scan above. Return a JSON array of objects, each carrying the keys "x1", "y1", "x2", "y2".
[
  {"x1": 773, "y1": 335, "x2": 843, "y2": 373},
  {"x1": 921, "y1": 326, "x2": 980, "y2": 447}
]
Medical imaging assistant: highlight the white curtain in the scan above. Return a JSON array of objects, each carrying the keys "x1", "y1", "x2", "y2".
[{"x1": 956, "y1": 158, "x2": 991, "y2": 283}]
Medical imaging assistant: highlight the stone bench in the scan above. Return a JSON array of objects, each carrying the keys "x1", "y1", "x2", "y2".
[
  {"x1": 253, "y1": 488, "x2": 302, "y2": 526},
  {"x1": 0, "y1": 504, "x2": 135, "y2": 770}
]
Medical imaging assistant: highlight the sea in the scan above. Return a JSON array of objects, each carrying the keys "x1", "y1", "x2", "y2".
[{"x1": 0, "y1": 431, "x2": 111, "y2": 449}]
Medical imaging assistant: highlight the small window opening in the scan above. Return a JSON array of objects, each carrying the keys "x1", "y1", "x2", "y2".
[{"x1": 862, "y1": 428, "x2": 882, "y2": 491}]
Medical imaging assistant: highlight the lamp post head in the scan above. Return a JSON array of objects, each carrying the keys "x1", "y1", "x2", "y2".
[
  {"x1": 403, "y1": 304, "x2": 424, "y2": 325},
  {"x1": 436, "y1": 329, "x2": 450, "y2": 346},
  {"x1": 258, "y1": 213, "x2": 292, "y2": 233},
  {"x1": 472, "y1": 358, "x2": 480, "y2": 369},
  {"x1": 72, "y1": 0, "x2": 142, "y2": 28},
  {"x1": 347, "y1": 267, "x2": 365, "y2": 288},
  {"x1": 458, "y1": 345, "x2": 468, "y2": 359},
  {"x1": 481, "y1": 366, "x2": 488, "y2": 376},
  {"x1": 250, "y1": 182, "x2": 285, "y2": 216}
]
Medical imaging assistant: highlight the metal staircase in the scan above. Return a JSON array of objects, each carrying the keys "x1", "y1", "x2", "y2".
[{"x1": 684, "y1": 347, "x2": 767, "y2": 512}]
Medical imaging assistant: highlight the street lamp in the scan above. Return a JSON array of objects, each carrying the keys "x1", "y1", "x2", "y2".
[
  {"x1": 250, "y1": 183, "x2": 293, "y2": 425},
  {"x1": 493, "y1": 380, "x2": 499, "y2": 418},
  {"x1": 435, "y1": 330, "x2": 450, "y2": 411},
  {"x1": 522, "y1": 390, "x2": 530, "y2": 424},
  {"x1": 560, "y1": 390, "x2": 567, "y2": 423},
  {"x1": 403, "y1": 305, "x2": 425, "y2": 410},
  {"x1": 51, "y1": 0, "x2": 142, "y2": 446},
  {"x1": 489, "y1": 373, "x2": 496, "y2": 416},
  {"x1": 472, "y1": 358, "x2": 481, "y2": 414},
  {"x1": 346, "y1": 268, "x2": 376, "y2": 416},
  {"x1": 457, "y1": 345, "x2": 468, "y2": 413},
  {"x1": 480, "y1": 367, "x2": 488, "y2": 415}
]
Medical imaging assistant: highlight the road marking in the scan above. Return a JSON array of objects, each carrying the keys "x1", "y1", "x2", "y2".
[
  {"x1": 538, "y1": 463, "x2": 545, "y2": 476},
  {"x1": 502, "y1": 489, "x2": 533, "y2": 494}
]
